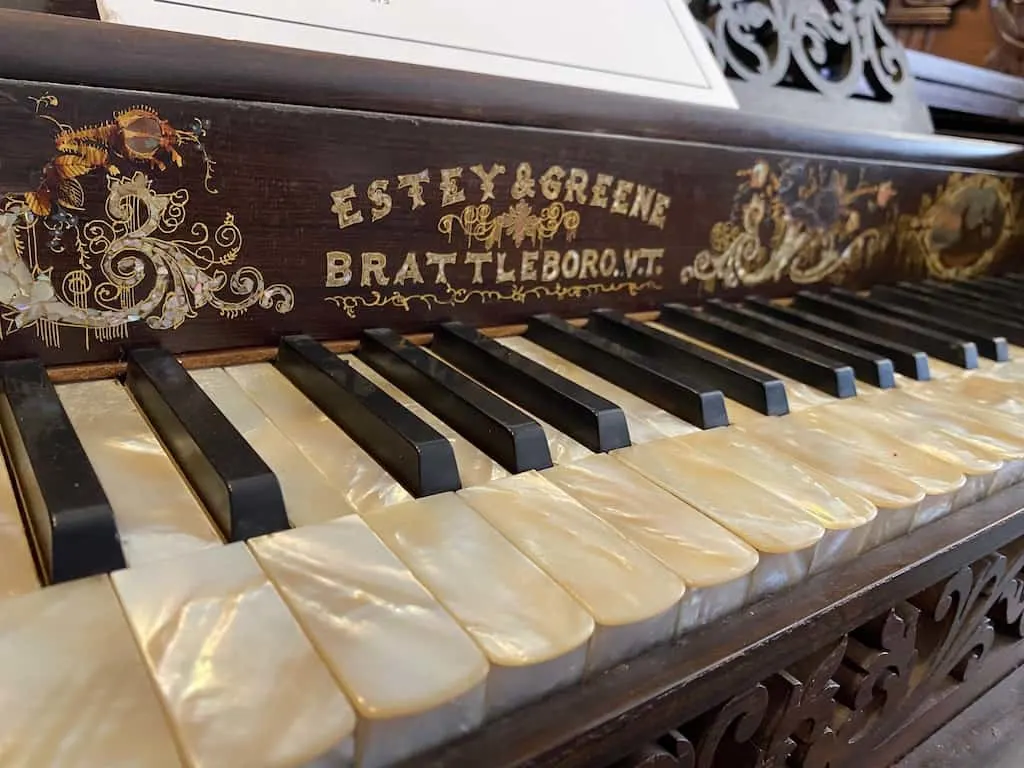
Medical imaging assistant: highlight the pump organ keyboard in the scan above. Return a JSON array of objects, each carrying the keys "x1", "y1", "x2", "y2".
[{"x1": 2, "y1": 5, "x2": 1024, "y2": 768}]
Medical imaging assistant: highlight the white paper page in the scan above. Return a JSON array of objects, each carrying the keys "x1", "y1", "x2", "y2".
[{"x1": 98, "y1": 0, "x2": 738, "y2": 109}]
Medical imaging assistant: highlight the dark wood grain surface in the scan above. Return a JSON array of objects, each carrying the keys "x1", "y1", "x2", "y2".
[
  {"x1": 0, "y1": 76, "x2": 1019, "y2": 367},
  {"x1": 0, "y1": 9, "x2": 1022, "y2": 170}
]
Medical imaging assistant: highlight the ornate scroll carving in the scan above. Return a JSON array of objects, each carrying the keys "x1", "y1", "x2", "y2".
[
  {"x1": 689, "y1": 0, "x2": 911, "y2": 102},
  {"x1": 0, "y1": 95, "x2": 294, "y2": 349},
  {"x1": 616, "y1": 537, "x2": 1024, "y2": 768}
]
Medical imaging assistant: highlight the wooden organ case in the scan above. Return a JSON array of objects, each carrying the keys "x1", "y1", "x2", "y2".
[{"x1": 2, "y1": 3, "x2": 1024, "y2": 768}]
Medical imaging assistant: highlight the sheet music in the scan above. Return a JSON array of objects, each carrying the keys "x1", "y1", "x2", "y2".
[{"x1": 98, "y1": 0, "x2": 738, "y2": 109}]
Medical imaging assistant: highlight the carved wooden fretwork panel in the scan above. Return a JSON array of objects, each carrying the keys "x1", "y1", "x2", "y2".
[
  {"x1": 612, "y1": 536, "x2": 1024, "y2": 768},
  {"x1": 688, "y1": 0, "x2": 912, "y2": 102}
]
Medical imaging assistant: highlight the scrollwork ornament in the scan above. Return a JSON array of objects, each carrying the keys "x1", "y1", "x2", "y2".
[
  {"x1": 755, "y1": 638, "x2": 848, "y2": 765},
  {"x1": 689, "y1": 0, "x2": 909, "y2": 102},
  {"x1": 687, "y1": 684, "x2": 768, "y2": 768},
  {"x1": 0, "y1": 171, "x2": 293, "y2": 346}
]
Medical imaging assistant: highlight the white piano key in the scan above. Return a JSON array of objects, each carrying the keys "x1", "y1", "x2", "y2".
[
  {"x1": 249, "y1": 516, "x2": 489, "y2": 768},
  {"x1": 499, "y1": 335, "x2": 696, "y2": 442},
  {"x1": 681, "y1": 428, "x2": 877, "y2": 573},
  {"x1": 0, "y1": 441, "x2": 37, "y2": 597},
  {"x1": 342, "y1": 354, "x2": 507, "y2": 487},
  {"x1": 191, "y1": 367, "x2": 358, "y2": 527},
  {"x1": 745, "y1": 408, "x2": 971, "y2": 533},
  {"x1": 360, "y1": 492, "x2": 594, "y2": 717},
  {"x1": 614, "y1": 438, "x2": 825, "y2": 600},
  {"x1": 821, "y1": 397, "x2": 1013, "y2": 510},
  {"x1": 0, "y1": 576, "x2": 181, "y2": 767},
  {"x1": 458, "y1": 472, "x2": 686, "y2": 672},
  {"x1": 541, "y1": 454, "x2": 758, "y2": 634},
  {"x1": 226, "y1": 363, "x2": 411, "y2": 514},
  {"x1": 112, "y1": 542, "x2": 357, "y2": 768},
  {"x1": 57, "y1": 379, "x2": 223, "y2": 567}
]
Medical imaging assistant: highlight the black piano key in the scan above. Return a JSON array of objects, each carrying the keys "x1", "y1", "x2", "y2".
[
  {"x1": 524, "y1": 313, "x2": 729, "y2": 429},
  {"x1": 967, "y1": 277, "x2": 1024, "y2": 305},
  {"x1": 742, "y1": 296, "x2": 931, "y2": 381},
  {"x1": 871, "y1": 284, "x2": 1024, "y2": 347},
  {"x1": 702, "y1": 299, "x2": 896, "y2": 388},
  {"x1": 829, "y1": 288, "x2": 1009, "y2": 362},
  {"x1": 431, "y1": 322, "x2": 630, "y2": 454},
  {"x1": 894, "y1": 281, "x2": 1024, "y2": 325},
  {"x1": 586, "y1": 308, "x2": 789, "y2": 416},
  {"x1": 792, "y1": 291, "x2": 978, "y2": 369},
  {"x1": 0, "y1": 358, "x2": 124, "y2": 583},
  {"x1": 276, "y1": 335, "x2": 461, "y2": 496},
  {"x1": 358, "y1": 328, "x2": 552, "y2": 474},
  {"x1": 910, "y1": 280, "x2": 1022, "y2": 315},
  {"x1": 939, "y1": 278, "x2": 1024, "y2": 308},
  {"x1": 657, "y1": 303, "x2": 857, "y2": 398},
  {"x1": 125, "y1": 347, "x2": 289, "y2": 541},
  {"x1": 989, "y1": 274, "x2": 1024, "y2": 287}
]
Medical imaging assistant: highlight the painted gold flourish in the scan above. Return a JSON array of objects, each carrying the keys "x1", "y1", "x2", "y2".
[
  {"x1": 438, "y1": 201, "x2": 581, "y2": 249},
  {"x1": 684, "y1": 159, "x2": 896, "y2": 292},
  {"x1": 0, "y1": 172, "x2": 293, "y2": 344},
  {"x1": 324, "y1": 280, "x2": 660, "y2": 319}
]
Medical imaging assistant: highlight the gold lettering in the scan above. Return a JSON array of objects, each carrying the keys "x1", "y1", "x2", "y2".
[
  {"x1": 590, "y1": 174, "x2": 613, "y2": 208},
  {"x1": 397, "y1": 170, "x2": 430, "y2": 210},
  {"x1": 564, "y1": 168, "x2": 589, "y2": 204},
  {"x1": 440, "y1": 167, "x2": 466, "y2": 207},
  {"x1": 630, "y1": 185, "x2": 656, "y2": 221},
  {"x1": 542, "y1": 250, "x2": 560, "y2": 282},
  {"x1": 361, "y1": 252, "x2": 389, "y2": 287},
  {"x1": 521, "y1": 251, "x2": 539, "y2": 281},
  {"x1": 470, "y1": 163, "x2": 506, "y2": 202},
  {"x1": 623, "y1": 249, "x2": 640, "y2": 278},
  {"x1": 611, "y1": 180, "x2": 635, "y2": 215},
  {"x1": 465, "y1": 251, "x2": 493, "y2": 284},
  {"x1": 599, "y1": 248, "x2": 617, "y2": 277},
  {"x1": 649, "y1": 193, "x2": 671, "y2": 229},
  {"x1": 511, "y1": 162, "x2": 536, "y2": 200},
  {"x1": 426, "y1": 251, "x2": 457, "y2": 284},
  {"x1": 325, "y1": 251, "x2": 353, "y2": 287},
  {"x1": 561, "y1": 250, "x2": 581, "y2": 280},
  {"x1": 330, "y1": 185, "x2": 363, "y2": 229},
  {"x1": 639, "y1": 248, "x2": 665, "y2": 277},
  {"x1": 580, "y1": 249, "x2": 600, "y2": 280},
  {"x1": 540, "y1": 165, "x2": 565, "y2": 201},
  {"x1": 367, "y1": 179, "x2": 393, "y2": 222},
  {"x1": 394, "y1": 252, "x2": 424, "y2": 285},
  {"x1": 496, "y1": 252, "x2": 516, "y2": 283}
]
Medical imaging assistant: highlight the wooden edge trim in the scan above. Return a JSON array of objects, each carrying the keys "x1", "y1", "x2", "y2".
[{"x1": 0, "y1": 11, "x2": 1022, "y2": 171}]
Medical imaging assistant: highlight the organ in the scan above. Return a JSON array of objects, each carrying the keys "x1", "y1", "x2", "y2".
[{"x1": 1, "y1": 3, "x2": 1024, "y2": 768}]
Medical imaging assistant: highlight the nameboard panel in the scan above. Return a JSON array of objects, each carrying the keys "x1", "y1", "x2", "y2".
[{"x1": 0, "y1": 80, "x2": 1020, "y2": 365}]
